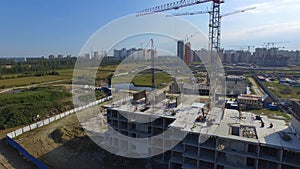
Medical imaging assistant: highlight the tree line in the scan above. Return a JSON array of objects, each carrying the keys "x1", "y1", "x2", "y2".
[{"x1": 0, "y1": 57, "x2": 77, "y2": 75}]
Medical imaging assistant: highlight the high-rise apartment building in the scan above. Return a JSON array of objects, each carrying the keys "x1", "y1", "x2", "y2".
[{"x1": 177, "y1": 40, "x2": 185, "y2": 61}]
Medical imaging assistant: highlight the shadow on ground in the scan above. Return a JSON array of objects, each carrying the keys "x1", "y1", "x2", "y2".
[{"x1": 0, "y1": 138, "x2": 36, "y2": 169}]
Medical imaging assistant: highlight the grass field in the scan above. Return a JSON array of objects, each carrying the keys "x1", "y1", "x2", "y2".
[
  {"x1": 263, "y1": 81, "x2": 300, "y2": 99},
  {"x1": 0, "y1": 86, "x2": 73, "y2": 129},
  {"x1": 0, "y1": 69, "x2": 74, "y2": 88},
  {"x1": 0, "y1": 63, "x2": 177, "y2": 89},
  {"x1": 111, "y1": 71, "x2": 175, "y2": 88},
  {"x1": 0, "y1": 64, "x2": 173, "y2": 129},
  {"x1": 132, "y1": 72, "x2": 174, "y2": 87}
]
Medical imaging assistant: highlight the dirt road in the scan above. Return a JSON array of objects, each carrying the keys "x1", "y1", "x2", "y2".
[{"x1": 248, "y1": 77, "x2": 265, "y2": 96}]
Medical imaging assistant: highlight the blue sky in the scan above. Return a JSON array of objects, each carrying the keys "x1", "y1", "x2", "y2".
[{"x1": 0, "y1": 0, "x2": 299, "y2": 57}]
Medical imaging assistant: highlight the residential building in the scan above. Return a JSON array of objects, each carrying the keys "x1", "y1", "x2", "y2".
[
  {"x1": 185, "y1": 42, "x2": 191, "y2": 65},
  {"x1": 93, "y1": 51, "x2": 99, "y2": 59},
  {"x1": 222, "y1": 50, "x2": 252, "y2": 64},
  {"x1": 177, "y1": 40, "x2": 184, "y2": 61},
  {"x1": 193, "y1": 48, "x2": 209, "y2": 64},
  {"x1": 14, "y1": 57, "x2": 27, "y2": 63},
  {"x1": 278, "y1": 50, "x2": 300, "y2": 66},
  {"x1": 48, "y1": 54, "x2": 55, "y2": 59},
  {"x1": 57, "y1": 54, "x2": 64, "y2": 58},
  {"x1": 254, "y1": 48, "x2": 289, "y2": 67},
  {"x1": 113, "y1": 48, "x2": 147, "y2": 60},
  {"x1": 84, "y1": 53, "x2": 91, "y2": 59},
  {"x1": 114, "y1": 48, "x2": 128, "y2": 60}
]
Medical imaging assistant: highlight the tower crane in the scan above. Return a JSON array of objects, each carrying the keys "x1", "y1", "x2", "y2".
[
  {"x1": 137, "y1": 0, "x2": 224, "y2": 54},
  {"x1": 263, "y1": 41, "x2": 289, "y2": 49},
  {"x1": 167, "y1": 7, "x2": 255, "y2": 17},
  {"x1": 229, "y1": 45, "x2": 255, "y2": 52},
  {"x1": 166, "y1": 6, "x2": 255, "y2": 90},
  {"x1": 137, "y1": 0, "x2": 255, "y2": 110},
  {"x1": 166, "y1": 7, "x2": 256, "y2": 51},
  {"x1": 137, "y1": 0, "x2": 225, "y2": 110}
]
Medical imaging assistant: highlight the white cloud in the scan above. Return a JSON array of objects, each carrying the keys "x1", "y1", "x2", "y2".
[
  {"x1": 239, "y1": 0, "x2": 300, "y2": 14},
  {"x1": 223, "y1": 21, "x2": 300, "y2": 42},
  {"x1": 221, "y1": 0, "x2": 300, "y2": 45},
  {"x1": 183, "y1": 0, "x2": 300, "y2": 49}
]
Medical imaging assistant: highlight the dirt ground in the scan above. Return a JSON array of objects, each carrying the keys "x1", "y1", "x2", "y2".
[
  {"x1": 1, "y1": 91, "x2": 152, "y2": 169},
  {"x1": 15, "y1": 104, "x2": 148, "y2": 169},
  {"x1": 0, "y1": 128, "x2": 36, "y2": 169},
  {"x1": 0, "y1": 139, "x2": 37, "y2": 169}
]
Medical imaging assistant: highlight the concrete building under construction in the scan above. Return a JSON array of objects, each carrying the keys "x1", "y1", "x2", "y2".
[{"x1": 94, "y1": 87, "x2": 300, "y2": 169}]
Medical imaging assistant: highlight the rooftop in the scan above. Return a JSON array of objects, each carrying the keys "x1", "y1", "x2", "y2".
[
  {"x1": 105, "y1": 91, "x2": 202, "y2": 116},
  {"x1": 238, "y1": 94, "x2": 262, "y2": 101},
  {"x1": 217, "y1": 109, "x2": 300, "y2": 151},
  {"x1": 257, "y1": 75, "x2": 266, "y2": 80},
  {"x1": 226, "y1": 75, "x2": 246, "y2": 81},
  {"x1": 102, "y1": 92, "x2": 300, "y2": 151}
]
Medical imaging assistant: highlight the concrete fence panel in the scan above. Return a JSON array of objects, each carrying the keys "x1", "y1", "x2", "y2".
[
  {"x1": 11, "y1": 132, "x2": 16, "y2": 138},
  {"x1": 55, "y1": 114, "x2": 61, "y2": 120},
  {"x1": 14, "y1": 128, "x2": 23, "y2": 137},
  {"x1": 7, "y1": 132, "x2": 13, "y2": 138},
  {"x1": 22, "y1": 126, "x2": 30, "y2": 133},
  {"x1": 37, "y1": 121, "x2": 44, "y2": 128},
  {"x1": 49, "y1": 117, "x2": 55, "y2": 123},
  {"x1": 43, "y1": 118, "x2": 50, "y2": 125},
  {"x1": 30, "y1": 123, "x2": 38, "y2": 130}
]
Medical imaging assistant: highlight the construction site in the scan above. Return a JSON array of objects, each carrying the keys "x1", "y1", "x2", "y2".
[
  {"x1": 90, "y1": 0, "x2": 300, "y2": 168},
  {"x1": 2, "y1": 0, "x2": 300, "y2": 169},
  {"x1": 83, "y1": 84, "x2": 300, "y2": 169}
]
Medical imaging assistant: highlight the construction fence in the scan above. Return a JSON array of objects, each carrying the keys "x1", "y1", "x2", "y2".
[{"x1": 5, "y1": 96, "x2": 112, "y2": 169}]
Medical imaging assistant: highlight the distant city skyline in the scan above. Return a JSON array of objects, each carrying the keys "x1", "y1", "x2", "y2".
[{"x1": 1, "y1": 0, "x2": 300, "y2": 57}]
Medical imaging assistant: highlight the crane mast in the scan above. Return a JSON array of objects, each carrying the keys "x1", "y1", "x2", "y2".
[
  {"x1": 209, "y1": 2, "x2": 221, "y2": 53},
  {"x1": 137, "y1": 0, "x2": 224, "y2": 68},
  {"x1": 208, "y1": 2, "x2": 222, "y2": 107},
  {"x1": 137, "y1": 0, "x2": 224, "y2": 110},
  {"x1": 167, "y1": 5, "x2": 255, "y2": 87}
]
